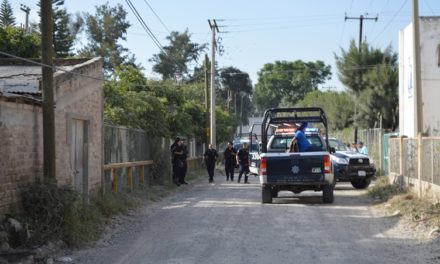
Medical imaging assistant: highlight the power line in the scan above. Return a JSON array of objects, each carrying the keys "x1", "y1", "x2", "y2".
[
  {"x1": 371, "y1": 0, "x2": 409, "y2": 44},
  {"x1": 126, "y1": 0, "x2": 165, "y2": 53},
  {"x1": 143, "y1": 0, "x2": 171, "y2": 34},
  {"x1": 0, "y1": 50, "x2": 206, "y2": 87},
  {"x1": 422, "y1": 0, "x2": 436, "y2": 15}
]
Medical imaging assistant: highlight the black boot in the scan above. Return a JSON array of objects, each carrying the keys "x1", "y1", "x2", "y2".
[{"x1": 244, "y1": 176, "x2": 249, "y2": 184}]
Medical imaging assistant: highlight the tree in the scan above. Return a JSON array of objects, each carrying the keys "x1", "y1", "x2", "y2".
[
  {"x1": 253, "y1": 60, "x2": 331, "y2": 112},
  {"x1": 335, "y1": 40, "x2": 398, "y2": 129},
  {"x1": 79, "y1": 3, "x2": 134, "y2": 75},
  {"x1": 0, "y1": 26, "x2": 40, "y2": 58},
  {"x1": 104, "y1": 65, "x2": 168, "y2": 135},
  {"x1": 52, "y1": 0, "x2": 75, "y2": 57},
  {"x1": 0, "y1": 0, "x2": 14, "y2": 28},
  {"x1": 150, "y1": 30, "x2": 207, "y2": 80},
  {"x1": 295, "y1": 90, "x2": 355, "y2": 132},
  {"x1": 219, "y1": 67, "x2": 253, "y2": 128}
]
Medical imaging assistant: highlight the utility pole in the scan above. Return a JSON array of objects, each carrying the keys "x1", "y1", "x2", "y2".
[
  {"x1": 345, "y1": 13, "x2": 378, "y2": 143},
  {"x1": 41, "y1": 0, "x2": 56, "y2": 180},
  {"x1": 345, "y1": 14, "x2": 378, "y2": 51},
  {"x1": 208, "y1": 19, "x2": 219, "y2": 147},
  {"x1": 20, "y1": 4, "x2": 31, "y2": 34},
  {"x1": 412, "y1": 0, "x2": 423, "y2": 135},
  {"x1": 204, "y1": 54, "x2": 210, "y2": 147}
]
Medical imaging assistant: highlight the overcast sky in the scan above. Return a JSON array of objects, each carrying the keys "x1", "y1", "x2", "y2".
[{"x1": 11, "y1": 0, "x2": 440, "y2": 90}]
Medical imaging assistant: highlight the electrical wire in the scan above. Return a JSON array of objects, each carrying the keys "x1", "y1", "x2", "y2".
[
  {"x1": 0, "y1": 50, "x2": 206, "y2": 88},
  {"x1": 126, "y1": 0, "x2": 165, "y2": 53},
  {"x1": 371, "y1": 0, "x2": 409, "y2": 44},
  {"x1": 143, "y1": 0, "x2": 171, "y2": 34},
  {"x1": 422, "y1": 0, "x2": 436, "y2": 15}
]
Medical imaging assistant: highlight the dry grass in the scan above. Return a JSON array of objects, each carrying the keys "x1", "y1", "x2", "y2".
[{"x1": 369, "y1": 176, "x2": 440, "y2": 233}]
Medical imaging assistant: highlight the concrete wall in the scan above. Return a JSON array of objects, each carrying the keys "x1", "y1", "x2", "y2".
[
  {"x1": 399, "y1": 17, "x2": 440, "y2": 137},
  {"x1": 54, "y1": 57, "x2": 104, "y2": 194},
  {"x1": 0, "y1": 100, "x2": 43, "y2": 213}
]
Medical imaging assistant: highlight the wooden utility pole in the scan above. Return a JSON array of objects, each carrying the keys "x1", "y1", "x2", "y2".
[
  {"x1": 345, "y1": 14, "x2": 378, "y2": 143},
  {"x1": 208, "y1": 19, "x2": 219, "y2": 147},
  {"x1": 204, "y1": 54, "x2": 210, "y2": 147},
  {"x1": 412, "y1": 0, "x2": 423, "y2": 134},
  {"x1": 41, "y1": 0, "x2": 56, "y2": 180}
]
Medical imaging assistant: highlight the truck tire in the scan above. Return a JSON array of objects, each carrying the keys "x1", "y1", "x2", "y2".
[
  {"x1": 351, "y1": 178, "x2": 371, "y2": 189},
  {"x1": 322, "y1": 185, "x2": 334, "y2": 203},
  {"x1": 271, "y1": 189, "x2": 278, "y2": 198},
  {"x1": 262, "y1": 185, "x2": 273, "y2": 204}
]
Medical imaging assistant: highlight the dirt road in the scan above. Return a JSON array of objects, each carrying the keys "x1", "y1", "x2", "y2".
[{"x1": 70, "y1": 175, "x2": 439, "y2": 264}]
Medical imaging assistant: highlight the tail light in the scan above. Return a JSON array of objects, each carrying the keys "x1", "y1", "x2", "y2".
[
  {"x1": 324, "y1": 155, "x2": 331, "y2": 173},
  {"x1": 260, "y1": 157, "x2": 267, "y2": 175}
]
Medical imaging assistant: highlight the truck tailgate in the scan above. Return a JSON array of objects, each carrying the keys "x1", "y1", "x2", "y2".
[{"x1": 266, "y1": 153, "x2": 327, "y2": 183}]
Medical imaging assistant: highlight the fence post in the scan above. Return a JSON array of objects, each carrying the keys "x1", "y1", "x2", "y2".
[
  {"x1": 140, "y1": 165, "x2": 145, "y2": 185},
  {"x1": 112, "y1": 168, "x2": 118, "y2": 193},
  {"x1": 417, "y1": 133, "x2": 422, "y2": 198},
  {"x1": 399, "y1": 136, "x2": 404, "y2": 187},
  {"x1": 127, "y1": 167, "x2": 133, "y2": 191}
]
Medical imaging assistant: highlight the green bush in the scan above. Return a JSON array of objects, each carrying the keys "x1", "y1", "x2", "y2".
[{"x1": 21, "y1": 179, "x2": 102, "y2": 246}]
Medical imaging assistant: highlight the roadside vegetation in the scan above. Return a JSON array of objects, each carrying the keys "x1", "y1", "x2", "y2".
[
  {"x1": 369, "y1": 177, "x2": 440, "y2": 234},
  {"x1": 15, "y1": 169, "x2": 206, "y2": 248}
]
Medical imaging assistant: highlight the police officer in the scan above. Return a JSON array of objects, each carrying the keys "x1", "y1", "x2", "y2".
[
  {"x1": 180, "y1": 138, "x2": 189, "y2": 184},
  {"x1": 223, "y1": 141, "x2": 237, "y2": 181},
  {"x1": 204, "y1": 144, "x2": 218, "y2": 183},
  {"x1": 170, "y1": 137, "x2": 181, "y2": 186},
  {"x1": 236, "y1": 142, "x2": 250, "y2": 184},
  {"x1": 171, "y1": 138, "x2": 185, "y2": 186}
]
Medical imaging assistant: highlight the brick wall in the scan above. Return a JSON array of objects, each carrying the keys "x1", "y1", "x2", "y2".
[
  {"x1": 0, "y1": 100, "x2": 43, "y2": 213},
  {"x1": 0, "y1": 58, "x2": 103, "y2": 214},
  {"x1": 54, "y1": 58, "x2": 104, "y2": 194}
]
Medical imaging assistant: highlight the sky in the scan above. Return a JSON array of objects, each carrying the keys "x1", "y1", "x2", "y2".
[{"x1": 10, "y1": 0, "x2": 440, "y2": 91}]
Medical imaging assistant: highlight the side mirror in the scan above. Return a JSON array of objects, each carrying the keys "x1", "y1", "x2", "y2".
[{"x1": 329, "y1": 147, "x2": 336, "y2": 154}]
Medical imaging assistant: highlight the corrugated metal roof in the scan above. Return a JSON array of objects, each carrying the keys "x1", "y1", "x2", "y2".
[{"x1": 0, "y1": 66, "x2": 41, "y2": 95}]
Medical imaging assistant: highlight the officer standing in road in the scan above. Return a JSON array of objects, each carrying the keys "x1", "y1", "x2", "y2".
[
  {"x1": 223, "y1": 141, "x2": 237, "y2": 181},
  {"x1": 180, "y1": 138, "x2": 189, "y2": 184},
  {"x1": 170, "y1": 137, "x2": 181, "y2": 186},
  {"x1": 236, "y1": 142, "x2": 250, "y2": 184},
  {"x1": 171, "y1": 138, "x2": 185, "y2": 186},
  {"x1": 204, "y1": 144, "x2": 218, "y2": 183}
]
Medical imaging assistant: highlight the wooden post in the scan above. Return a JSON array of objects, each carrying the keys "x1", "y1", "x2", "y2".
[
  {"x1": 417, "y1": 133, "x2": 422, "y2": 198},
  {"x1": 140, "y1": 165, "x2": 145, "y2": 185},
  {"x1": 127, "y1": 167, "x2": 133, "y2": 191},
  {"x1": 112, "y1": 168, "x2": 118, "y2": 193}
]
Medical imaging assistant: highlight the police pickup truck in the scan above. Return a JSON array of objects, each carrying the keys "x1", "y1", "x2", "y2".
[{"x1": 251, "y1": 107, "x2": 334, "y2": 204}]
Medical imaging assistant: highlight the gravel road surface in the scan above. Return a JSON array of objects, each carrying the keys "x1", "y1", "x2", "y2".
[{"x1": 70, "y1": 175, "x2": 439, "y2": 264}]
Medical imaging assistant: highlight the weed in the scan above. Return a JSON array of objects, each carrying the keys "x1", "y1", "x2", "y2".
[{"x1": 368, "y1": 176, "x2": 407, "y2": 202}]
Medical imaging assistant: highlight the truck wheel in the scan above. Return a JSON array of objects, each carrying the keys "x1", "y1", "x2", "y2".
[
  {"x1": 322, "y1": 185, "x2": 334, "y2": 203},
  {"x1": 351, "y1": 178, "x2": 371, "y2": 189},
  {"x1": 262, "y1": 185, "x2": 273, "y2": 204}
]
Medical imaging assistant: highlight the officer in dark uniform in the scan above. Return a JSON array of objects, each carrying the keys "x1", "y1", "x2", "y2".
[
  {"x1": 180, "y1": 138, "x2": 188, "y2": 184},
  {"x1": 170, "y1": 137, "x2": 181, "y2": 186},
  {"x1": 204, "y1": 144, "x2": 218, "y2": 183},
  {"x1": 236, "y1": 142, "x2": 250, "y2": 183},
  {"x1": 171, "y1": 138, "x2": 184, "y2": 186},
  {"x1": 223, "y1": 141, "x2": 237, "y2": 181}
]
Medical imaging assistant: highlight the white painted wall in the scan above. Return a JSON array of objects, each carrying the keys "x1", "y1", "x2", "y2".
[{"x1": 399, "y1": 17, "x2": 440, "y2": 137}]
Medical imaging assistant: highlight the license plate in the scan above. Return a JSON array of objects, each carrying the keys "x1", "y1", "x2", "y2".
[{"x1": 358, "y1": 170, "x2": 366, "y2": 177}]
